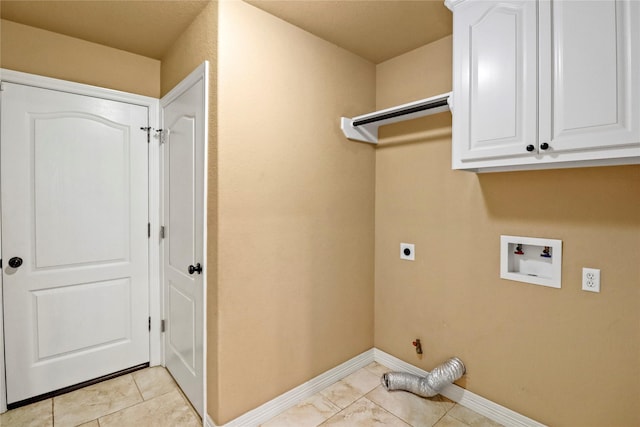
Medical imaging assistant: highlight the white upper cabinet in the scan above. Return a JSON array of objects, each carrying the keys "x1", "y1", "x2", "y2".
[
  {"x1": 448, "y1": 0, "x2": 640, "y2": 172},
  {"x1": 454, "y1": 1, "x2": 538, "y2": 162}
]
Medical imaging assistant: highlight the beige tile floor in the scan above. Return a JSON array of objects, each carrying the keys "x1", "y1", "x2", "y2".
[
  {"x1": 0, "y1": 366, "x2": 201, "y2": 427},
  {"x1": 260, "y1": 363, "x2": 504, "y2": 427},
  {"x1": 0, "y1": 363, "x2": 502, "y2": 427}
]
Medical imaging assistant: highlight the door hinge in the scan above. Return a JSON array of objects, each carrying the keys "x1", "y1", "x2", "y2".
[
  {"x1": 161, "y1": 319, "x2": 166, "y2": 333},
  {"x1": 148, "y1": 316, "x2": 151, "y2": 331},
  {"x1": 140, "y1": 126, "x2": 151, "y2": 143},
  {"x1": 148, "y1": 223, "x2": 151, "y2": 238},
  {"x1": 156, "y1": 129, "x2": 169, "y2": 144},
  {"x1": 0, "y1": 259, "x2": 2, "y2": 268},
  {"x1": 0, "y1": 82, "x2": 5, "y2": 91},
  {"x1": 160, "y1": 226, "x2": 165, "y2": 239}
]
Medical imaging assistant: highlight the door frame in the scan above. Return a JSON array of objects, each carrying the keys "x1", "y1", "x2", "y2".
[{"x1": 0, "y1": 69, "x2": 162, "y2": 413}]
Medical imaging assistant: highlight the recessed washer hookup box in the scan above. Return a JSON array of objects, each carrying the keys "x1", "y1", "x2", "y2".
[{"x1": 500, "y1": 235, "x2": 563, "y2": 288}]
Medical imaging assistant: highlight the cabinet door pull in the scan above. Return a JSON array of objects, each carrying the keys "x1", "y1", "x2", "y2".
[
  {"x1": 526, "y1": 144, "x2": 535, "y2": 152},
  {"x1": 540, "y1": 142, "x2": 550, "y2": 150}
]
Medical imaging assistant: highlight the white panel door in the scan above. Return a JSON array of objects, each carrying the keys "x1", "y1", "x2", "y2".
[
  {"x1": 539, "y1": 0, "x2": 640, "y2": 153},
  {"x1": 454, "y1": 0, "x2": 538, "y2": 161},
  {"x1": 161, "y1": 64, "x2": 207, "y2": 417},
  {"x1": 1, "y1": 83, "x2": 149, "y2": 404}
]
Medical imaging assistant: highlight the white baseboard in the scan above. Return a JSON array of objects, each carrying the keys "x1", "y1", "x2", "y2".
[
  {"x1": 206, "y1": 347, "x2": 546, "y2": 427},
  {"x1": 206, "y1": 349, "x2": 375, "y2": 427}
]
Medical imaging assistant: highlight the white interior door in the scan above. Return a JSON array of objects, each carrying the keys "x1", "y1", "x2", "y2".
[
  {"x1": 161, "y1": 63, "x2": 208, "y2": 417},
  {"x1": 1, "y1": 82, "x2": 150, "y2": 404}
]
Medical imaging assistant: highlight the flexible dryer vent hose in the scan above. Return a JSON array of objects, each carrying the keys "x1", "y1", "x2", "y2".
[{"x1": 381, "y1": 357, "x2": 466, "y2": 398}]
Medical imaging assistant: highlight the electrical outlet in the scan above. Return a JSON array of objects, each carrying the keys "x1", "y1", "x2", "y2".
[
  {"x1": 400, "y1": 243, "x2": 415, "y2": 261},
  {"x1": 582, "y1": 268, "x2": 600, "y2": 293}
]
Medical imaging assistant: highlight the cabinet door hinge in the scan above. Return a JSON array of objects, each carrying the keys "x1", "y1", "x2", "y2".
[
  {"x1": 148, "y1": 316, "x2": 151, "y2": 331},
  {"x1": 148, "y1": 223, "x2": 151, "y2": 238},
  {"x1": 0, "y1": 82, "x2": 5, "y2": 91},
  {"x1": 160, "y1": 226, "x2": 165, "y2": 239},
  {"x1": 161, "y1": 319, "x2": 166, "y2": 333},
  {"x1": 140, "y1": 126, "x2": 151, "y2": 143}
]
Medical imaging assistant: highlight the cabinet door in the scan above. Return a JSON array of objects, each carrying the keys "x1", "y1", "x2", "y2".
[
  {"x1": 539, "y1": 0, "x2": 640, "y2": 153},
  {"x1": 453, "y1": 0, "x2": 538, "y2": 163}
]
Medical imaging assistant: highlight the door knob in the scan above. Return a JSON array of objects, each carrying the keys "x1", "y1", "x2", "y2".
[
  {"x1": 188, "y1": 263, "x2": 202, "y2": 275},
  {"x1": 8, "y1": 257, "x2": 23, "y2": 269}
]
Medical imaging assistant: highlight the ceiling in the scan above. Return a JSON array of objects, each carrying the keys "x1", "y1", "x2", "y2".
[
  {"x1": 245, "y1": 1, "x2": 452, "y2": 63},
  {"x1": 0, "y1": 0, "x2": 211, "y2": 60},
  {"x1": 0, "y1": 0, "x2": 452, "y2": 63}
]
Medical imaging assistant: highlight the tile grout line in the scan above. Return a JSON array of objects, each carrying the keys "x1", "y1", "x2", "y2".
[
  {"x1": 430, "y1": 405, "x2": 451, "y2": 427},
  {"x1": 316, "y1": 383, "x2": 371, "y2": 427},
  {"x1": 118, "y1": 370, "x2": 179, "y2": 413},
  {"x1": 442, "y1": 402, "x2": 458, "y2": 423},
  {"x1": 318, "y1": 373, "x2": 413, "y2": 427},
  {"x1": 324, "y1": 398, "x2": 343, "y2": 425},
  {"x1": 131, "y1": 371, "x2": 145, "y2": 401},
  {"x1": 175, "y1": 386, "x2": 201, "y2": 421},
  {"x1": 361, "y1": 396, "x2": 413, "y2": 427},
  {"x1": 160, "y1": 367, "x2": 201, "y2": 421},
  {"x1": 99, "y1": 374, "x2": 146, "y2": 423},
  {"x1": 52, "y1": 372, "x2": 144, "y2": 427},
  {"x1": 83, "y1": 373, "x2": 147, "y2": 426},
  {"x1": 273, "y1": 364, "x2": 390, "y2": 427},
  {"x1": 315, "y1": 396, "x2": 354, "y2": 427},
  {"x1": 100, "y1": 371, "x2": 189, "y2": 424},
  {"x1": 316, "y1": 381, "x2": 348, "y2": 411}
]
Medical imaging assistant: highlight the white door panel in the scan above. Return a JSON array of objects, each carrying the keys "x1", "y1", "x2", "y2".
[
  {"x1": 455, "y1": 0, "x2": 538, "y2": 161},
  {"x1": 33, "y1": 113, "x2": 130, "y2": 268},
  {"x1": 33, "y1": 279, "x2": 132, "y2": 359},
  {"x1": 168, "y1": 282, "x2": 197, "y2": 373},
  {"x1": 161, "y1": 64, "x2": 207, "y2": 417},
  {"x1": 1, "y1": 83, "x2": 149, "y2": 404},
  {"x1": 542, "y1": 0, "x2": 640, "y2": 152},
  {"x1": 168, "y1": 116, "x2": 196, "y2": 273}
]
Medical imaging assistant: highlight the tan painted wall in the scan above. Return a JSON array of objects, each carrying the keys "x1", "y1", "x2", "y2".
[
  {"x1": 217, "y1": 1, "x2": 375, "y2": 423},
  {"x1": 376, "y1": 36, "x2": 452, "y2": 110},
  {"x1": 374, "y1": 36, "x2": 640, "y2": 426},
  {"x1": 0, "y1": 19, "x2": 160, "y2": 98},
  {"x1": 160, "y1": 1, "x2": 217, "y2": 97},
  {"x1": 159, "y1": 1, "x2": 220, "y2": 421}
]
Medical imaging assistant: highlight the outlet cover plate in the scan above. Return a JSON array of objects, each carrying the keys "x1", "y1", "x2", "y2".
[
  {"x1": 400, "y1": 243, "x2": 415, "y2": 261},
  {"x1": 582, "y1": 268, "x2": 600, "y2": 293}
]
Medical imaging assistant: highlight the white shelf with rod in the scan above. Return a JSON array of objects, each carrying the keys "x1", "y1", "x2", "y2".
[{"x1": 340, "y1": 91, "x2": 452, "y2": 144}]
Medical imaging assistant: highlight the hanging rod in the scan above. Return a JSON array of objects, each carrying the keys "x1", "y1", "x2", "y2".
[{"x1": 340, "y1": 91, "x2": 452, "y2": 144}]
